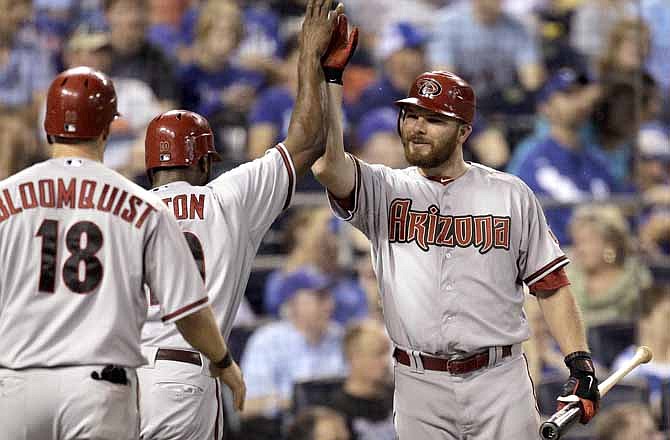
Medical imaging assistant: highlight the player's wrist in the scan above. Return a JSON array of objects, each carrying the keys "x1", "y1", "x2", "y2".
[
  {"x1": 323, "y1": 67, "x2": 344, "y2": 85},
  {"x1": 564, "y1": 351, "x2": 594, "y2": 373},
  {"x1": 214, "y1": 351, "x2": 233, "y2": 369}
]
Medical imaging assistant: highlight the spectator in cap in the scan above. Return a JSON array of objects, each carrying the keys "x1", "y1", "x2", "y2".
[
  {"x1": 347, "y1": 21, "x2": 428, "y2": 126},
  {"x1": 429, "y1": 0, "x2": 545, "y2": 117},
  {"x1": 104, "y1": 0, "x2": 178, "y2": 106},
  {"x1": 242, "y1": 268, "x2": 346, "y2": 419},
  {"x1": 514, "y1": 68, "x2": 625, "y2": 244},
  {"x1": 264, "y1": 207, "x2": 369, "y2": 324},
  {"x1": 355, "y1": 107, "x2": 407, "y2": 169},
  {"x1": 61, "y1": 26, "x2": 162, "y2": 174}
]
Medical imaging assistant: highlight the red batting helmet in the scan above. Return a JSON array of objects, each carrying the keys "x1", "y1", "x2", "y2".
[
  {"x1": 395, "y1": 71, "x2": 476, "y2": 125},
  {"x1": 44, "y1": 66, "x2": 119, "y2": 141},
  {"x1": 145, "y1": 110, "x2": 221, "y2": 172}
]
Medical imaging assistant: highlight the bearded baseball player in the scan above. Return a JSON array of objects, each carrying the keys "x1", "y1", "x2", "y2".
[
  {"x1": 0, "y1": 67, "x2": 244, "y2": 440},
  {"x1": 137, "y1": 1, "x2": 354, "y2": 438},
  {"x1": 312, "y1": 70, "x2": 600, "y2": 438}
]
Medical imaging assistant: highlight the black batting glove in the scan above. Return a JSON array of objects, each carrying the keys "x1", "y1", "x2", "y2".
[{"x1": 556, "y1": 351, "x2": 600, "y2": 424}]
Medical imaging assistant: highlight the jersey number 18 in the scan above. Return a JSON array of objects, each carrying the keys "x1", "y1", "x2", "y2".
[{"x1": 36, "y1": 219, "x2": 104, "y2": 294}]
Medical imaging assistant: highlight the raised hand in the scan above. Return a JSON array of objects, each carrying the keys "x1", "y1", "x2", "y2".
[
  {"x1": 321, "y1": 9, "x2": 359, "y2": 84},
  {"x1": 300, "y1": 0, "x2": 338, "y2": 58}
]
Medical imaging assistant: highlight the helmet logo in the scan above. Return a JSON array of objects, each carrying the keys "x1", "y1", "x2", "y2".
[
  {"x1": 417, "y1": 78, "x2": 442, "y2": 99},
  {"x1": 447, "y1": 86, "x2": 464, "y2": 101},
  {"x1": 159, "y1": 141, "x2": 170, "y2": 153}
]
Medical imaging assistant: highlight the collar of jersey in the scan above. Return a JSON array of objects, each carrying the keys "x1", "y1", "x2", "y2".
[{"x1": 418, "y1": 163, "x2": 472, "y2": 186}]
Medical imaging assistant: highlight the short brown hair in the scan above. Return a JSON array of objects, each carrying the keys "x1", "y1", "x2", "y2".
[{"x1": 103, "y1": 0, "x2": 148, "y2": 11}]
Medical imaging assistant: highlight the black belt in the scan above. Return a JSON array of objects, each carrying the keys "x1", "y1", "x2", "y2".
[
  {"x1": 155, "y1": 348, "x2": 202, "y2": 366},
  {"x1": 393, "y1": 346, "x2": 512, "y2": 374}
]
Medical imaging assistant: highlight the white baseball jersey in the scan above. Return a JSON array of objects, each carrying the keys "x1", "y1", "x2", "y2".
[
  {"x1": 329, "y1": 157, "x2": 568, "y2": 355},
  {"x1": 0, "y1": 158, "x2": 209, "y2": 369},
  {"x1": 141, "y1": 144, "x2": 296, "y2": 347}
]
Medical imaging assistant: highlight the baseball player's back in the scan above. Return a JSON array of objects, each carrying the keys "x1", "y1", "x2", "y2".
[
  {"x1": 0, "y1": 157, "x2": 214, "y2": 440},
  {"x1": 0, "y1": 158, "x2": 166, "y2": 369},
  {"x1": 139, "y1": 139, "x2": 294, "y2": 439},
  {"x1": 142, "y1": 146, "x2": 294, "y2": 348}
]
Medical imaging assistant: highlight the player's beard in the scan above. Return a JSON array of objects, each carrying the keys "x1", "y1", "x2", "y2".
[{"x1": 402, "y1": 129, "x2": 460, "y2": 169}]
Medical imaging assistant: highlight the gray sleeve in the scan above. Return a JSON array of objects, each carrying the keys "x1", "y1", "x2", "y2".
[
  {"x1": 517, "y1": 183, "x2": 569, "y2": 286},
  {"x1": 143, "y1": 208, "x2": 209, "y2": 323},
  {"x1": 209, "y1": 143, "x2": 296, "y2": 236},
  {"x1": 327, "y1": 155, "x2": 386, "y2": 241}
]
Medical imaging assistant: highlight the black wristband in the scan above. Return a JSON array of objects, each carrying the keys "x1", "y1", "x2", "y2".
[
  {"x1": 323, "y1": 67, "x2": 343, "y2": 85},
  {"x1": 564, "y1": 351, "x2": 594, "y2": 372},
  {"x1": 214, "y1": 351, "x2": 233, "y2": 369}
]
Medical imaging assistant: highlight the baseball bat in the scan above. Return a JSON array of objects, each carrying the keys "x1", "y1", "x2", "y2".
[{"x1": 539, "y1": 345, "x2": 653, "y2": 440}]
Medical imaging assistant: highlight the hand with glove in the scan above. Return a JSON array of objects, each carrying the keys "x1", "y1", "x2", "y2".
[
  {"x1": 556, "y1": 351, "x2": 600, "y2": 424},
  {"x1": 321, "y1": 4, "x2": 359, "y2": 85}
]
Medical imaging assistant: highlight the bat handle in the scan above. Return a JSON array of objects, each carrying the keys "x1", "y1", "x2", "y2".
[{"x1": 539, "y1": 402, "x2": 582, "y2": 440}]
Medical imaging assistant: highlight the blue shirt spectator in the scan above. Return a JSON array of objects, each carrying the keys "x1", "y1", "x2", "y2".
[
  {"x1": 264, "y1": 267, "x2": 369, "y2": 326},
  {"x1": 0, "y1": 28, "x2": 55, "y2": 109},
  {"x1": 428, "y1": 0, "x2": 544, "y2": 114},
  {"x1": 516, "y1": 137, "x2": 622, "y2": 245},
  {"x1": 348, "y1": 21, "x2": 427, "y2": 126},
  {"x1": 178, "y1": 63, "x2": 264, "y2": 118},
  {"x1": 242, "y1": 270, "x2": 347, "y2": 417},
  {"x1": 249, "y1": 85, "x2": 294, "y2": 143}
]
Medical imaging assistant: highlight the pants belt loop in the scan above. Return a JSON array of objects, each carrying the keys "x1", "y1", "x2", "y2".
[
  {"x1": 487, "y1": 346, "x2": 497, "y2": 368},
  {"x1": 495, "y1": 346, "x2": 503, "y2": 366},
  {"x1": 410, "y1": 350, "x2": 425, "y2": 374}
]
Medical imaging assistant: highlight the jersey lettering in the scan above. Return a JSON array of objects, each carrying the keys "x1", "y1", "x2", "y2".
[
  {"x1": 0, "y1": 179, "x2": 157, "y2": 229},
  {"x1": 388, "y1": 199, "x2": 511, "y2": 253},
  {"x1": 162, "y1": 194, "x2": 206, "y2": 220}
]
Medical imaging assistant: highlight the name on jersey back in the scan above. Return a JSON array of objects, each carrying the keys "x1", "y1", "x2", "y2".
[{"x1": 0, "y1": 178, "x2": 156, "y2": 228}]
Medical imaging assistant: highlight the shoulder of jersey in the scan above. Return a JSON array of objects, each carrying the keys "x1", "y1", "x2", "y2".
[{"x1": 469, "y1": 162, "x2": 533, "y2": 194}]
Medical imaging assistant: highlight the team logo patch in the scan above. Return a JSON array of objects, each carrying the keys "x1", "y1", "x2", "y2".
[
  {"x1": 64, "y1": 123, "x2": 77, "y2": 133},
  {"x1": 159, "y1": 153, "x2": 171, "y2": 162},
  {"x1": 159, "y1": 141, "x2": 170, "y2": 153},
  {"x1": 417, "y1": 78, "x2": 442, "y2": 99}
]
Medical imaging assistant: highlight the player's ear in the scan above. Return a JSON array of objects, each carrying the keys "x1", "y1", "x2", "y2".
[{"x1": 458, "y1": 123, "x2": 473, "y2": 143}]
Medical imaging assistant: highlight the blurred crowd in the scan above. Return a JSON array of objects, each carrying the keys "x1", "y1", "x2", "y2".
[{"x1": 1, "y1": 0, "x2": 669, "y2": 439}]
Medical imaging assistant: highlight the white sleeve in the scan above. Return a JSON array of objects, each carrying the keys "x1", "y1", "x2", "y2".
[
  {"x1": 517, "y1": 182, "x2": 569, "y2": 286},
  {"x1": 327, "y1": 154, "x2": 387, "y2": 240},
  {"x1": 209, "y1": 143, "x2": 296, "y2": 235},
  {"x1": 143, "y1": 208, "x2": 209, "y2": 323}
]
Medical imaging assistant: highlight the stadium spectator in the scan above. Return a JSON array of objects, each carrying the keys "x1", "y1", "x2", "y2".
[
  {"x1": 61, "y1": 27, "x2": 162, "y2": 172},
  {"x1": 595, "y1": 402, "x2": 664, "y2": 440},
  {"x1": 0, "y1": 0, "x2": 55, "y2": 115},
  {"x1": 264, "y1": 207, "x2": 369, "y2": 324},
  {"x1": 611, "y1": 284, "x2": 670, "y2": 417},
  {"x1": 428, "y1": 0, "x2": 545, "y2": 116},
  {"x1": 248, "y1": 34, "x2": 300, "y2": 159},
  {"x1": 178, "y1": 0, "x2": 264, "y2": 163},
  {"x1": 596, "y1": 18, "x2": 651, "y2": 83},
  {"x1": 242, "y1": 269, "x2": 346, "y2": 418},
  {"x1": 328, "y1": 319, "x2": 395, "y2": 440},
  {"x1": 570, "y1": 0, "x2": 630, "y2": 72},
  {"x1": 0, "y1": 113, "x2": 40, "y2": 179},
  {"x1": 104, "y1": 0, "x2": 178, "y2": 104},
  {"x1": 285, "y1": 406, "x2": 351, "y2": 440},
  {"x1": 629, "y1": 0, "x2": 670, "y2": 96},
  {"x1": 567, "y1": 205, "x2": 653, "y2": 327},
  {"x1": 529, "y1": 1, "x2": 589, "y2": 76},
  {"x1": 514, "y1": 68, "x2": 620, "y2": 244},
  {"x1": 348, "y1": 229, "x2": 383, "y2": 323},
  {"x1": 347, "y1": 21, "x2": 427, "y2": 126},
  {"x1": 354, "y1": 107, "x2": 407, "y2": 169}
]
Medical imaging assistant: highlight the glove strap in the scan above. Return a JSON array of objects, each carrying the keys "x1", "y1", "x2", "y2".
[
  {"x1": 323, "y1": 67, "x2": 344, "y2": 85},
  {"x1": 564, "y1": 351, "x2": 594, "y2": 372}
]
